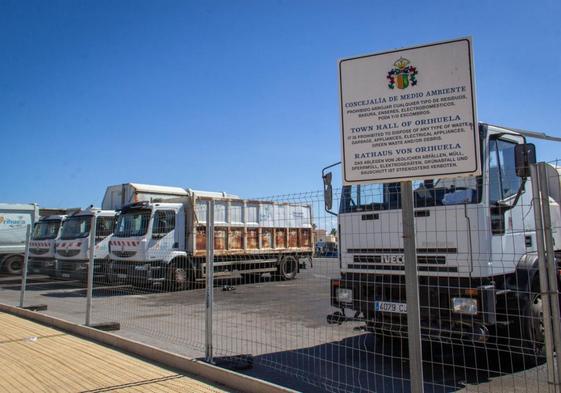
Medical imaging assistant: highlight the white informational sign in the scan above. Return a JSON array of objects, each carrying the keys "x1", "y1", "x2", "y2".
[{"x1": 339, "y1": 37, "x2": 480, "y2": 184}]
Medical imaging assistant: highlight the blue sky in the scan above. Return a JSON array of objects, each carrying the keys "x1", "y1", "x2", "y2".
[{"x1": 1, "y1": 0, "x2": 560, "y2": 208}]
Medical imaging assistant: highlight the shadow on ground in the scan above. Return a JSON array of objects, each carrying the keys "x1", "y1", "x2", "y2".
[{"x1": 211, "y1": 334, "x2": 546, "y2": 393}]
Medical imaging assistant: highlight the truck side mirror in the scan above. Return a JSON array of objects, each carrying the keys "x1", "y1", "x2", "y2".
[
  {"x1": 515, "y1": 143, "x2": 536, "y2": 178},
  {"x1": 323, "y1": 172, "x2": 333, "y2": 211}
]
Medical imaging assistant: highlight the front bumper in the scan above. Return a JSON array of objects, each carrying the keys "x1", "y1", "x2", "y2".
[
  {"x1": 329, "y1": 276, "x2": 497, "y2": 344},
  {"x1": 29, "y1": 258, "x2": 57, "y2": 275},
  {"x1": 56, "y1": 260, "x2": 108, "y2": 280},
  {"x1": 109, "y1": 260, "x2": 168, "y2": 285}
]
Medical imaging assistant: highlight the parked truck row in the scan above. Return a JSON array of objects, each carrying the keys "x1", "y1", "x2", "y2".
[
  {"x1": 4, "y1": 121, "x2": 560, "y2": 361},
  {"x1": 22, "y1": 183, "x2": 314, "y2": 288},
  {"x1": 0, "y1": 204, "x2": 81, "y2": 275}
]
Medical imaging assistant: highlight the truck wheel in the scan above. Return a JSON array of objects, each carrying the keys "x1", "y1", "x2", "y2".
[
  {"x1": 516, "y1": 286, "x2": 546, "y2": 365},
  {"x1": 166, "y1": 261, "x2": 188, "y2": 291},
  {"x1": 4, "y1": 255, "x2": 23, "y2": 275},
  {"x1": 525, "y1": 292, "x2": 545, "y2": 356},
  {"x1": 276, "y1": 256, "x2": 298, "y2": 281}
]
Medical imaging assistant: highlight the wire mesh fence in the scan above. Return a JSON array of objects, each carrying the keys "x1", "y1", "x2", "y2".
[{"x1": 3, "y1": 159, "x2": 561, "y2": 392}]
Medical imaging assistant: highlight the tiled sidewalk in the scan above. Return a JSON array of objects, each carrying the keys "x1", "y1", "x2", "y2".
[{"x1": 0, "y1": 312, "x2": 233, "y2": 392}]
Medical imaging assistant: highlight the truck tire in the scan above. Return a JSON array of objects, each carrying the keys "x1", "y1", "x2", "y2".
[
  {"x1": 523, "y1": 292, "x2": 545, "y2": 356},
  {"x1": 166, "y1": 260, "x2": 193, "y2": 291},
  {"x1": 4, "y1": 255, "x2": 23, "y2": 275},
  {"x1": 515, "y1": 282, "x2": 546, "y2": 365},
  {"x1": 276, "y1": 256, "x2": 298, "y2": 281}
]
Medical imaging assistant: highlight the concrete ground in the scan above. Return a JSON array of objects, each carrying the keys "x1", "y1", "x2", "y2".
[
  {"x1": 0, "y1": 258, "x2": 553, "y2": 393},
  {"x1": 0, "y1": 311, "x2": 234, "y2": 393}
]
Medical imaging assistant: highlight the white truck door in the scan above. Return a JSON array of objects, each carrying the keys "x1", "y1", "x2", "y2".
[
  {"x1": 147, "y1": 209, "x2": 176, "y2": 261},
  {"x1": 94, "y1": 216, "x2": 116, "y2": 259},
  {"x1": 489, "y1": 136, "x2": 529, "y2": 275}
]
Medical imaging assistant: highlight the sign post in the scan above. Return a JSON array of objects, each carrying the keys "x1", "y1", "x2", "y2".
[
  {"x1": 338, "y1": 38, "x2": 480, "y2": 393},
  {"x1": 400, "y1": 180, "x2": 424, "y2": 393}
]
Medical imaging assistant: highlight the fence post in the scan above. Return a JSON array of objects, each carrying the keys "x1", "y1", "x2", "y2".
[
  {"x1": 85, "y1": 215, "x2": 97, "y2": 326},
  {"x1": 537, "y1": 162, "x2": 561, "y2": 386},
  {"x1": 530, "y1": 163, "x2": 557, "y2": 385},
  {"x1": 205, "y1": 200, "x2": 215, "y2": 363},
  {"x1": 19, "y1": 224, "x2": 32, "y2": 308},
  {"x1": 400, "y1": 180, "x2": 424, "y2": 393}
]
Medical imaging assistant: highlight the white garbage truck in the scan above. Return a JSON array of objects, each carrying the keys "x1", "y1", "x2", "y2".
[
  {"x1": 108, "y1": 190, "x2": 314, "y2": 289},
  {"x1": 55, "y1": 207, "x2": 117, "y2": 280},
  {"x1": 0, "y1": 203, "x2": 40, "y2": 274},
  {"x1": 29, "y1": 214, "x2": 67, "y2": 276},
  {"x1": 325, "y1": 123, "x2": 561, "y2": 357}
]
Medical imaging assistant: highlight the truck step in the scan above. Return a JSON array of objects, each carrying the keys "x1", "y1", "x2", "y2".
[{"x1": 201, "y1": 258, "x2": 277, "y2": 268}]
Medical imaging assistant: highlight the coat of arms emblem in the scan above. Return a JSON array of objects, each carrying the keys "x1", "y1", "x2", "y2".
[{"x1": 387, "y1": 58, "x2": 418, "y2": 89}]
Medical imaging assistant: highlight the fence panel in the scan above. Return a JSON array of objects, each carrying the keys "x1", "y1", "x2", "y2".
[
  {"x1": 3, "y1": 160, "x2": 561, "y2": 392},
  {"x1": 0, "y1": 225, "x2": 29, "y2": 307},
  {"x1": 90, "y1": 209, "x2": 207, "y2": 359},
  {"x1": 207, "y1": 170, "x2": 558, "y2": 392}
]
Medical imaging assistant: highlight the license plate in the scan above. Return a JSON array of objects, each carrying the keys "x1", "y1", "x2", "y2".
[
  {"x1": 375, "y1": 301, "x2": 407, "y2": 314},
  {"x1": 135, "y1": 265, "x2": 148, "y2": 271},
  {"x1": 117, "y1": 274, "x2": 127, "y2": 279},
  {"x1": 61, "y1": 273, "x2": 70, "y2": 278}
]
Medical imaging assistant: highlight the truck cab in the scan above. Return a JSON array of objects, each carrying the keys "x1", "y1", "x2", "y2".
[
  {"x1": 327, "y1": 123, "x2": 561, "y2": 354},
  {"x1": 55, "y1": 207, "x2": 117, "y2": 280},
  {"x1": 109, "y1": 201, "x2": 185, "y2": 286},
  {"x1": 29, "y1": 215, "x2": 65, "y2": 276}
]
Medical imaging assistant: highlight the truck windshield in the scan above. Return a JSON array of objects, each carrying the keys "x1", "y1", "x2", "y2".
[
  {"x1": 60, "y1": 216, "x2": 92, "y2": 239},
  {"x1": 340, "y1": 176, "x2": 482, "y2": 213},
  {"x1": 114, "y1": 209, "x2": 151, "y2": 237},
  {"x1": 32, "y1": 220, "x2": 61, "y2": 240}
]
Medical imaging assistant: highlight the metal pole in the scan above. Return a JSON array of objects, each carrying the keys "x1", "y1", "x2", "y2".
[
  {"x1": 205, "y1": 200, "x2": 215, "y2": 363},
  {"x1": 538, "y1": 162, "x2": 561, "y2": 386},
  {"x1": 85, "y1": 215, "x2": 97, "y2": 326},
  {"x1": 400, "y1": 181, "x2": 424, "y2": 393},
  {"x1": 19, "y1": 224, "x2": 32, "y2": 308},
  {"x1": 530, "y1": 164, "x2": 556, "y2": 384}
]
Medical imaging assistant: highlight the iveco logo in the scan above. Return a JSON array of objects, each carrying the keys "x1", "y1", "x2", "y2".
[{"x1": 381, "y1": 255, "x2": 404, "y2": 264}]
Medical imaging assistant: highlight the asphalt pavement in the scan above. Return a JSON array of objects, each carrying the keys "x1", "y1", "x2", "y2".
[{"x1": 0, "y1": 259, "x2": 550, "y2": 393}]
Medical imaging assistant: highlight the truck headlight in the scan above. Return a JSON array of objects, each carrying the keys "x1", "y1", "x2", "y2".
[
  {"x1": 452, "y1": 298, "x2": 478, "y2": 315},
  {"x1": 336, "y1": 288, "x2": 353, "y2": 304}
]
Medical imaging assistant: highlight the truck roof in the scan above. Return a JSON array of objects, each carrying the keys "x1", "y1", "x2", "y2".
[
  {"x1": 40, "y1": 215, "x2": 66, "y2": 221},
  {"x1": 70, "y1": 207, "x2": 116, "y2": 217},
  {"x1": 39, "y1": 207, "x2": 80, "y2": 217},
  {"x1": 125, "y1": 183, "x2": 189, "y2": 195},
  {"x1": 0, "y1": 203, "x2": 38, "y2": 211},
  {"x1": 188, "y1": 189, "x2": 240, "y2": 200},
  {"x1": 485, "y1": 123, "x2": 561, "y2": 142}
]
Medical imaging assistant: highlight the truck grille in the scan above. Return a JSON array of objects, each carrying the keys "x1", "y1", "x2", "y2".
[
  {"x1": 353, "y1": 255, "x2": 446, "y2": 264},
  {"x1": 348, "y1": 254, "x2": 456, "y2": 272},
  {"x1": 112, "y1": 251, "x2": 137, "y2": 258},
  {"x1": 57, "y1": 249, "x2": 80, "y2": 257},
  {"x1": 30, "y1": 248, "x2": 49, "y2": 255}
]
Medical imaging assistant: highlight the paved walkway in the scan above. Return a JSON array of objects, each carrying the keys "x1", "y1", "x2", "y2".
[{"x1": 0, "y1": 312, "x2": 234, "y2": 392}]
